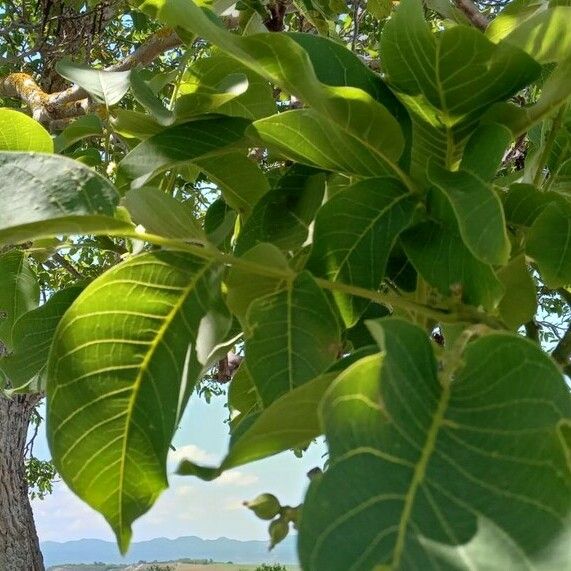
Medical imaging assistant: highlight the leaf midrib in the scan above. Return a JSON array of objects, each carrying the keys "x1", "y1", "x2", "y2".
[{"x1": 117, "y1": 259, "x2": 214, "y2": 540}]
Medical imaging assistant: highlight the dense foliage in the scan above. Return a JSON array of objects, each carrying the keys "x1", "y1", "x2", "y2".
[{"x1": 1, "y1": 0, "x2": 571, "y2": 569}]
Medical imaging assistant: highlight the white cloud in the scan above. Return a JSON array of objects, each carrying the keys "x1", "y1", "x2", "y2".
[
  {"x1": 215, "y1": 470, "x2": 259, "y2": 487},
  {"x1": 167, "y1": 444, "x2": 217, "y2": 467}
]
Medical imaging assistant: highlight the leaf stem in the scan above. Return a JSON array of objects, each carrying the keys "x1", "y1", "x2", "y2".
[
  {"x1": 136, "y1": 231, "x2": 506, "y2": 329},
  {"x1": 533, "y1": 105, "x2": 566, "y2": 187}
]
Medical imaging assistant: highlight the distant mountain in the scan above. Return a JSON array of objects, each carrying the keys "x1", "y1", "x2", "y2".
[{"x1": 41, "y1": 535, "x2": 298, "y2": 568}]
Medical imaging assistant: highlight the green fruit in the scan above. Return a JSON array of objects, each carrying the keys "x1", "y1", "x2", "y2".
[
  {"x1": 269, "y1": 516, "x2": 289, "y2": 549},
  {"x1": 243, "y1": 493, "x2": 281, "y2": 520}
]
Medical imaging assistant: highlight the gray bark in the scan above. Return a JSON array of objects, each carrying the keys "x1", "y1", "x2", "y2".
[{"x1": 0, "y1": 391, "x2": 45, "y2": 571}]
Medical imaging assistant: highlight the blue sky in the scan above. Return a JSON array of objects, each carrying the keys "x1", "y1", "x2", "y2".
[{"x1": 32, "y1": 393, "x2": 327, "y2": 546}]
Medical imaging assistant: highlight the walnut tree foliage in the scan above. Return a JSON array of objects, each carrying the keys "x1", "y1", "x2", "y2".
[{"x1": 1, "y1": 0, "x2": 571, "y2": 569}]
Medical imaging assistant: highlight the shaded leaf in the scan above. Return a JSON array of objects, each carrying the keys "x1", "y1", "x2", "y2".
[
  {"x1": 235, "y1": 165, "x2": 325, "y2": 255},
  {"x1": 123, "y1": 187, "x2": 205, "y2": 240},
  {"x1": 117, "y1": 117, "x2": 250, "y2": 187},
  {"x1": 308, "y1": 177, "x2": 416, "y2": 326},
  {"x1": 0, "y1": 251, "x2": 40, "y2": 349},
  {"x1": 497, "y1": 254, "x2": 537, "y2": 329},
  {"x1": 54, "y1": 114, "x2": 104, "y2": 153},
  {"x1": 246, "y1": 271, "x2": 340, "y2": 406},
  {"x1": 0, "y1": 152, "x2": 130, "y2": 246},
  {"x1": 402, "y1": 221, "x2": 504, "y2": 310},
  {"x1": 0, "y1": 285, "x2": 82, "y2": 390},
  {"x1": 427, "y1": 162, "x2": 510, "y2": 266},
  {"x1": 527, "y1": 201, "x2": 571, "y2": 287}
]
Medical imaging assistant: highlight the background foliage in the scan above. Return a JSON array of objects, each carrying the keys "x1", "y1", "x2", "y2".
[{"x1": 1, "y1": 0, "x2": 571, "y2": 569}]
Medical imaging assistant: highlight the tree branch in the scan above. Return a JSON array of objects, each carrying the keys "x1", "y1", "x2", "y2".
[
  {"x1": 453, "y1": 0, "x2": 489, "y2": 31},
  {"x1": 0, "y1": 27, "x2": 182, "y2": 124}
]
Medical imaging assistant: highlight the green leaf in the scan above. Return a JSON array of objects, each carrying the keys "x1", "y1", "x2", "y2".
[
  {"x1": 485, "y1": 0, "x2": 546, "y2": 43},
  {"x1": 47, "y1": 251, "x2": 231, "y2": 551},
  {"x1": 497, "y1": 254, "x2": 537, "y2": 329},
  {"x1": 460, "y1": 123, "x2": 513, "y2": 182},
  {"x1": 111, "y1": 109, "x2": 163, "y2": 140},
  {"x1": 488, "y1": 56, "x2": 571, "y2": 136},
  {"x1": 249, "y1": 109, "x2": 405, "y2": 179},
  {"x1": 0, "y1": 251, "x2": 40, "y2": 349},
  {"x1": 380, "y1": 0, "x2": 540, "y2": 175},
  {"x1": 55, "y1": 60, "x2": 131, "y2": 106},
  {"x1": 117, "y1": 117, "x2": 250, "y2": 187},
  {"x1": 245, "y1": 271, "x2": 340, "y2": 406},
  {"x1": 502, "y1": 183, "x2": 564, "y2": 227},
  {"x1": 135, "y1": 0, "x2": 408, "y2": 185},
  {"x1": 54, "y1": 114, "x2": 104, "y2": 153},
  {"x1": 130, "y1": 68, "x2": 175, "y2": 126},
  {"x1": 427, "y1": 162, "x2": 511, "y2": 266},
  {"x1": 0, "y1": 285, "x2": 82, "y2": 390},
  {"x1": 308, "y1": 177, "x2": 416, "y2": 326},
  {"x1": 228, "y1": 361, "x2": 260, "y2": 420},
  {"x1": 495, "y1": 6, "x2": 571, "y2": 64},
  {"x1": 0, "y1": 108, "x2": 53, "y2": 152},
  {"x1": 402, "y1": 221, "x2": 504, "y2": 310},
  {"x1": 193, "y1": 152, "x2": 269, "y2": 216},
  {"x1": 204, "y1": 198, "x2": 236, "y2": 247},
  {"x1": 550, "y1": 157, "x2": 571, "y2": 198},
  {"x1": 299, "y1": 319, "x2": 571, "y2": 570},
  {"x1": 527, "y1": 202, "x2": 571, "y2": 288},
  {"x1": 123, "y1": 187, "x2": 205, "y2": 240},
  {"x1": 226, "y1": 243, "x2": 291, "y2": 326},
  {"x1": 235, "y1": 165, "x2": 325, "y2": 255},
  {"x1": 177, "y1": 372, "x2": 334, "y2": 480},
  {"x1": 0, "y1": 152, "x2": 131, "y2": 246},
  {"x1": 179, "y1": 53, "x2": 275, "y2": 120}
]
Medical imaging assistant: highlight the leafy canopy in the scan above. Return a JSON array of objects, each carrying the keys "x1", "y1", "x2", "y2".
[{"x1": 1, "y1": 0, "x2": 571, "y2": 569}]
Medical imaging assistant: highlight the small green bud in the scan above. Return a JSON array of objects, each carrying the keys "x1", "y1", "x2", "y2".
[
  {"x1": 269, "y1": 516, "x2": 289, "y2": 550},
  {"x1": 243, "y1": 493, "x2": 281, "y2": 520}
]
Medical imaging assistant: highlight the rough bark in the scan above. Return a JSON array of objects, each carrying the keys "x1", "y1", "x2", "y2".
[{"x1": 0, "y1": 389, "x2": 44, "y2": 571}]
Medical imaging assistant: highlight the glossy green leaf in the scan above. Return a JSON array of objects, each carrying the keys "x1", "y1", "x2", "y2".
[
  {"x1": 226, "y1": 243, "x2": 291, "y2": 326},
  {"x1": 402, "y1": 221, "x2": 504, "y2": 310},
  {"x1": 0, "y1": 108, "x2": 53, "y2": 152},
  {"x1": 380, "y1": 0, "x2": 540, "y2": 175},
  {"x1": 495, "y1": 7, "x2": 571, "y2": 64},
  {"x1": 485, "y1": 0, "x2": 546, "y2": 43},
  {"x1": 246, "y1": 271, "x2": 340, "y2": 406},
  {"x1": 0, "y1": 285, "x2": 82, "y2": 390},
  {"x1": 177, "y1": 372, "x2": 334, "y2": 480},
  {"x1": 135, "y1": 0, "x2": 408, "y2": 183},
  {"x1": 299, "y1": 319, "x2": 571, "y2": 570},
  {"x1": 111, "y1": 109, "x2": 163, "y2": 140},
  {"x1": 488, "y1": 56, "x2": 571, "y2": 136},
  {"x1": 497, "y1": 254, "x2": 537, "y2": 329},
  {"x1": 0, "y1": 152, "x2": 131, "y2": 246},
  {"x1": 527, "y1": 201, "x2": 571, "y2": 287},
  {"x1": 427, "y1": 162, "x2": 511, "y2": 266},
  {"x1": 235, "y1": 165, "x2": 325, "y2": 255},
  {"x1": 123, "y1": 187, "x2": 205, "y2": 240},
  {"x1": 194, "y1": 152, "x2": 269, "y2": 216},
  {"x1": 228, "y1": 361, "x2": 260, "y2": 421},
  {"x1": 0, "y1": 251, "x2": 40, "y2": 349},
  {"x1": 54, "y1": 114, "x2": 104, "y2": 153},
  {"x1": 47, "y1": 251, "x2": 231, "y2": 551},
  {"x1": 56, "y1": 60, "x2": 131, "y2": 106},
  {"x1": 179, "y1": 53, "x2": 275, "y2": 120},
  {"x1": 249, "y1": 109, "x2": 405, "y2": 179},
  {"x1": 308, "y1": 177, "x2": 416, "y2": 326},
  {"x1": 117, "y1": 117, "x2": 250, "y2": 187}
]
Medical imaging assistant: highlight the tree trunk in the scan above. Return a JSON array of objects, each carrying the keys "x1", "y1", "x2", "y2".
[{"x1": 0, "y1": 392, "x2": 45, "y2": 571}]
